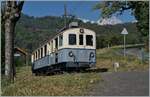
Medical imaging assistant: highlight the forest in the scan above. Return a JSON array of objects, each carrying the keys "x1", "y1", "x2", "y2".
[{"x1": 3, "y1": 14, "x2": 143, "y2": 51}]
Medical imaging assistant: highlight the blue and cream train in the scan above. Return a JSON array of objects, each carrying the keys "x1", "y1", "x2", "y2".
[{"x1": 31, "y1": 24, "x2": 96, "y2": 74}]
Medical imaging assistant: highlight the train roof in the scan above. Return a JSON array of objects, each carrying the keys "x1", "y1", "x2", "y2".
[{"x1": 32, "y1": 27, "x2": 95, "y2": 54}]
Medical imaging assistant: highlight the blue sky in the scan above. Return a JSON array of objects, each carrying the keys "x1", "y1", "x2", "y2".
[{"x1": 22, "y1": 1, "x2": 136, "y2": 23}]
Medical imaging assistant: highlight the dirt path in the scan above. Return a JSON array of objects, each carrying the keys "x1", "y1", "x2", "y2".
[{"x1": 88, "y1": 71, "x2": 149, "y2": 96}]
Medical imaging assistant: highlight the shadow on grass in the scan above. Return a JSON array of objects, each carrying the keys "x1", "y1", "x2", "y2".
[
  {"x1": 35, "y1": 68, "x2": 108, "y2": 76},
  {"x1": 84, "y1": 68, "x2": 108, "y2": 73}
]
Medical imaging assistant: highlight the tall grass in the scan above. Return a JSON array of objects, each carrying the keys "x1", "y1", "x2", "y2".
[
  {"x1": 96, "y1": 48, "x2": 149, "y2": 72},
  {"x1": 2, "y1": 66, "x2": 101, "y2": 96}
]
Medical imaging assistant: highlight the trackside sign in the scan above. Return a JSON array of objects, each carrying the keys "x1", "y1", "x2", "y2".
[{"x1": 121, "y1": 28, "x2": 128, "y2": 35}]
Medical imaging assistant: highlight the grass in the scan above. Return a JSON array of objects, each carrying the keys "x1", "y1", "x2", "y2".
[
  {"x1": 1, "y1": 47, "x2": 149, "y2": 96},
  {"x1": 1, "y1": 66, "x2": 101, "y2": 96},
  {"x1": 96, "y1": 48, "x2": 149, "y2": 72}
]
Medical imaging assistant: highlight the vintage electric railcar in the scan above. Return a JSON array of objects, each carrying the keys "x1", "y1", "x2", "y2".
[{"x1": 31, "y1": 23, "x2": 96, "y2": 74}]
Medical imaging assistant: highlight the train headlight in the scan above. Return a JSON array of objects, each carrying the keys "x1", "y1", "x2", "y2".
[
  {"x1": 68, "y1": 51, "x2": 74, "y2": 57},
  {"x1": 90, "y1": 52, "x2": 94, "y2": 58}
]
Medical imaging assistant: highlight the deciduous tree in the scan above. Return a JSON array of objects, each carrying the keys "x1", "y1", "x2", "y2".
[
  {"x1": 94, "y1": 1, "x2": 149, "y2": 50},
  {"x1": 1, "y1": 1, "x2": 24, "y2": 82}
]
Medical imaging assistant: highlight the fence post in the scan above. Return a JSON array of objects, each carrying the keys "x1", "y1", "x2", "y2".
[{"x1": 141, "y1": 48, "x2": 144, "y2": 63}]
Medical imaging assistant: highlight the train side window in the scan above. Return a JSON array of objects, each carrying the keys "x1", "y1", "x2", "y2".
[
  {"x1": 86, "y1": 35, "x2": 93, "y2": 46},
  {"x1": 44, "y1": 45, "x2": 47, "y2": 56},
  {"x1": 41, "y1": 48, "x2": 43, "y2": 58},
  {"x1": 32, "y1": 54, "x2": 34, "y2": 61},
  {"x1": 34, "y1": 53, "x2": 35, "y2": 60},
  {"x1": 79, "y1": 34, "x2": 83, "y2": 45},
  {"x1": 36, "y1": 51, "x2": 37, "y2": 60},
  {"x1": 69, "y1": 34, "x2": 76, "y2": 45},
  {"x1": 59, "y1": 35, "x2": 63, "y2": 46},
  {"x1": 55, "y1": 38, "x2": 58, "y2": 49}
]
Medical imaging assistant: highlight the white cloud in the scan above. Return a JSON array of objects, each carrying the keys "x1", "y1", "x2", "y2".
[
  {"x1": 131, "y1": 19, "x2": 138, "y2": 23},
  {"x1": 78, "y1": 18, "x2": 89, "y2": 23},
  {"x1": 78, "y1": 18, "x2": 96, "y2": 24},
  {"x1": 97, "y1": 16, "x2": 123, "y2": 25},
  {"x1": 90, "y1": 21, "x2": 96, "y2": 24}
]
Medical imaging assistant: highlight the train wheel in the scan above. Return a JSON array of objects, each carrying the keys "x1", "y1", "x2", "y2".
[{"x1": 35, "y1": 72, "x2": 38, "y2": 76}]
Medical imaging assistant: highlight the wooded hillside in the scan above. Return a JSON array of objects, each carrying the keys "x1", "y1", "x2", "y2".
[
  {"x1": 12, "y1": 14, "x2": 142, "y2": 53},
  {"x1": 2, "y1": 13, "x2": 143, "y2": 55}
]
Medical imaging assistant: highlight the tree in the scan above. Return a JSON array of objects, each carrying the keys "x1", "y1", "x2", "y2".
[
  {"x1": 94, "y1": 1, "x2": 149, "y2": 50},
  {"x1": 1, "y1": 1, "x2": 24, "y2": 82}
]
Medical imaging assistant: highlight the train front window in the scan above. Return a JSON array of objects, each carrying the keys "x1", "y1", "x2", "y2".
[
  {"x1": 86, "y1": 35, "x2": 93, "y2": 46},
  {"x1": 59, "y1": 35, "x2": 63, "y2": 46},
  {"x1": 79, "y1": 34, "x2": 83, "y2": 45},
  {"x1": 69, "y1": 34, "x2": 76, "y2": 45}
]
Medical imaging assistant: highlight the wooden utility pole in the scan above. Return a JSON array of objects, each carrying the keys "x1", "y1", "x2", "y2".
[{"x1": 64, "y1": 4, "x2": 67, "y2": 28}]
